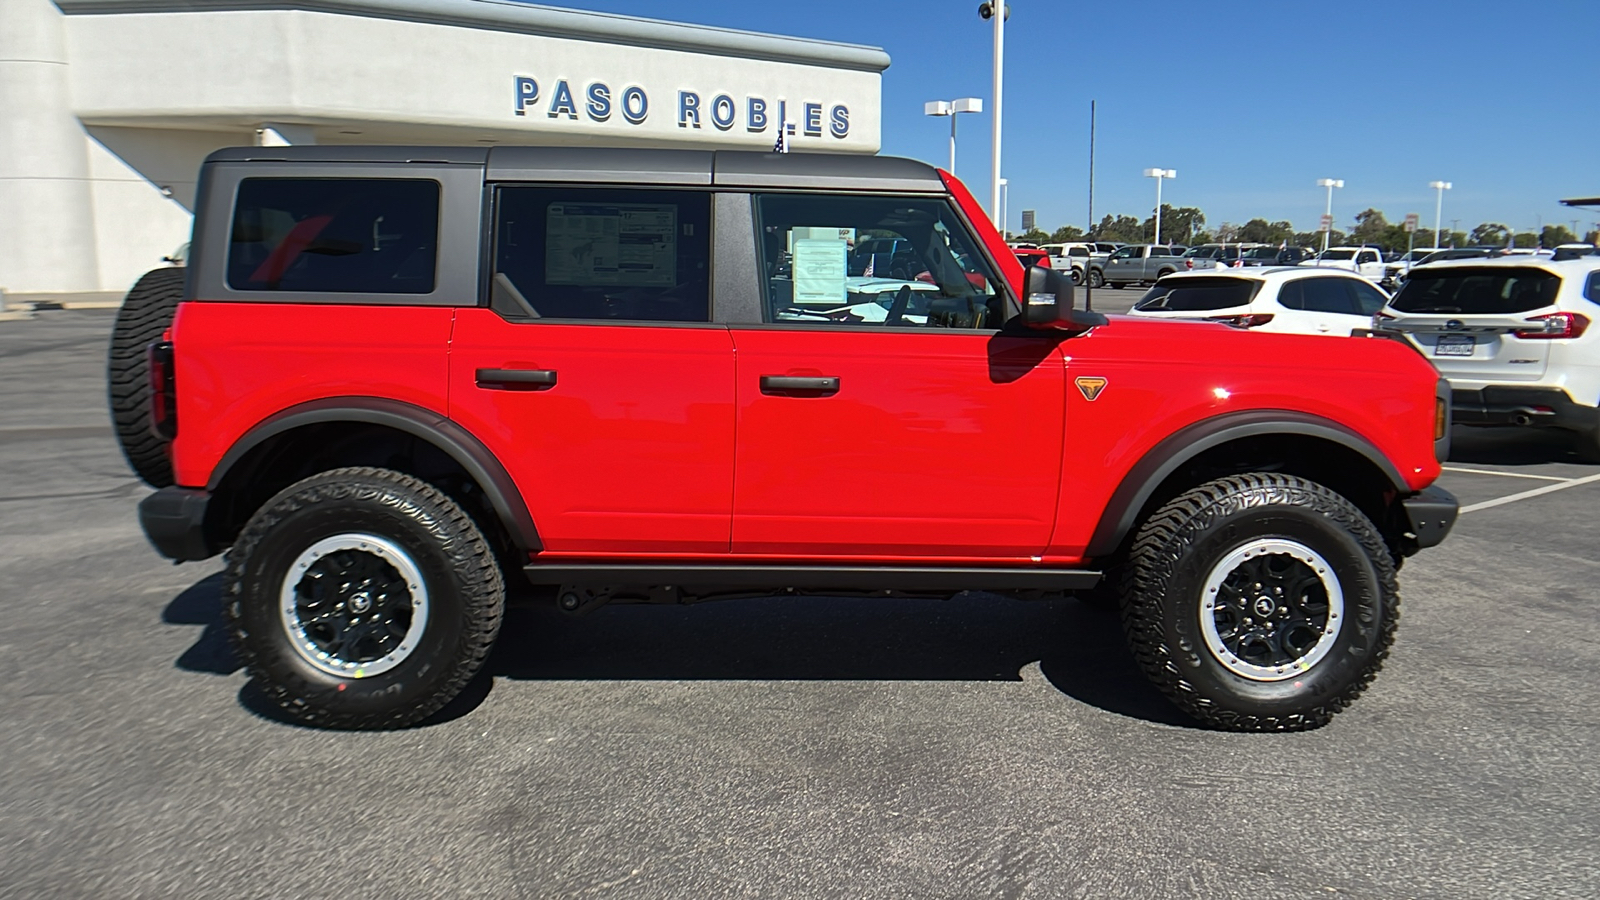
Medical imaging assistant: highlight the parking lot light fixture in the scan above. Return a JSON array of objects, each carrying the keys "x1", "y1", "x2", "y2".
[
  {"x1": 1317, "y1": 178, "x2": 1344, "y2": 252},
  {"x1": 1429, "y1": 181, "x2": 1452, "y2": 250},
  {"x1": 1144, "y1": 168, "x2": 1175, "y2": 245},
  {"x1": 923, "y1": 97, "x2": 983, "y2": 174}
]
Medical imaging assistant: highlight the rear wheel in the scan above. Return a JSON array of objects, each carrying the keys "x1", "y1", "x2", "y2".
[
  {"x1": 1121, "y1": 473, "x2": 1398, "y2": 731},
  {"x1": 224, "y1": 467, "x2": 505, "y2": 729},
  {"x1": 107, "y1": 268, "x2": 185, "y2": 487}
]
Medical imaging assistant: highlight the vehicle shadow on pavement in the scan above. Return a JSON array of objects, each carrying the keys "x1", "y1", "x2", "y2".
[
  {"x1": 1448, "y1": 425, "x2": 1594, "y2": 466},
  {"x1": 478, "y1": 592, "x2": 1196, "y2": 728},
  {"x1": 162, "y1": 577, "x2": 1196, "y2": 729},
  {"x1": 163, "y1": 573, "x2": 240, "y2": 676}
]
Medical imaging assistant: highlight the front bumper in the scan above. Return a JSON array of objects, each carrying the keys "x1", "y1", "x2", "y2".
[
  {"x1": 1401, "y1": 485, "x2": 1458, "y2": 551},
  {"x1": 1451, "y1": 386, "x2": 1600, "y2": 433},
  {"x1": 138, "y1": 486, "x2": 217, "y2": 561}
]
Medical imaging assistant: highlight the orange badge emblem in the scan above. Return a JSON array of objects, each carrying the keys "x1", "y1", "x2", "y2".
[{"x1": 1075, "y1": 376, "x2": 1108, "y2": 401}]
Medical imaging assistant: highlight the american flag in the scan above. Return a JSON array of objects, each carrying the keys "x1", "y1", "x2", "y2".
[{"x1": 773, "y1": 122, "x2": 794, "y2": 153}]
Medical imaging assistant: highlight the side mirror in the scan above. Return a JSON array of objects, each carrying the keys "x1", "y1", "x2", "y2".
[{"x1": 1022, "y1": 265, "x2": 1108, "y2": 333}]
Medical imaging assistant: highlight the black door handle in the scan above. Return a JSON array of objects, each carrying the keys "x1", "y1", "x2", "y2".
[
  {"x1": 760, "y1": 375, "x2": 840, "y2": 396},
  {"x1": 476, "y1": 368, "x2": 557, "y2": 390}
]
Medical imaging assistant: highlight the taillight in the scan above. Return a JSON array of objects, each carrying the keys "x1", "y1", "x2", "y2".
[
  {"x1": 147, "y1": 341, "x2": 177, "y2": 439},
  {"x1": 1513, "y1": 311, "x2": 1589, "y2": 340},
  {"x1": 1185, "y1": 259, "x2": 1194, "y2": 269},
  {"x1": 1207, "y1": 313, "x2": 1275, "y2": 328}
]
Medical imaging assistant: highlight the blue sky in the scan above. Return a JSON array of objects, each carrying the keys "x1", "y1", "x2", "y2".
[{"x1": 546, "y1": 0, "x2": 1600, "y2": 239}]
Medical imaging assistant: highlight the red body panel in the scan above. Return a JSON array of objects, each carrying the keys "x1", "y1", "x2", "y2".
[
  {"x1": 448, "y1": 309, "x2": 736, "y2": 554},
  {"x1": 727, "y1": 328, "x2": 1065, "y2": 558},
  {"x1": 168, "y1": 302, "x2": 453, "y2": 488},
  {"x1": 1041, "y1": 315, "x2": 1444, "y2": 560}
]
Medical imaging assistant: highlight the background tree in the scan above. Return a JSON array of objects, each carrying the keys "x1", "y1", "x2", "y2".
[
  {"x1": 1540, "y1": 224, "x2": 1578, "y2": 247},
  {"x1": 1090, "y1": 214, "x2": 1145, "y2": 243},
  {"x1": 1236, "y1": 218, "x2": 1295, "y2": 244},
  {"x1": 1586, "y1": 230, "x2": 1600, "y2": 246},
  {"x1": 1512, "y1": 231, "x2": 1539, "y2": 249},
  {"x1": 1016, "y1": 228, "x2": 1051, "y2": 245},
  {"x1": 1049, "y1": 225, "x2": 1085, "y2": 243},
  {"x1": 1350, "y1": 209, "x2": 1390, "y2": 247},
  {"x1": 1139, "y1": 205, "x2": 1206, "y2": 245},
  {"x1": 1293, "y1": 228, "x2": 1344, "y2": 249},
  {"x1": 1471, "y1": 223, "x2": 1510, "y2": 246}
]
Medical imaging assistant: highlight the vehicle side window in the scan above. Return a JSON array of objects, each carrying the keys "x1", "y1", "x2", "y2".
[
  {"x1": 1348, "y1": 280, "x2": 1389, "y2": 315},
  {"x1": 1070, "y1": 247, "x2": 1090, "y2": 258},
  {"x1": 752, "y1": 193, "x2": 1000, "y2": 329},
  {"x1": 1586, "y1": 271, "x2": 1600, "y2": 305},
  {"x1": 1357, "y1": 251, "x2": 1378, "y2": 265},
  {"x1": 1110, "y1": 247, "x2": 1139, "y2": 260},
  {"x1": 1300, "y1": 278, "x2": 1358, "y2": 314},
  {"x1": 1277, "y1": 280, "x2": 1305, "y2": 310},
  {"x1": 491, "y1": 186, "x2": 711, "y2": 322},
  {"x1": 227, "y1": 178, "x2": 439, "y2": 294}
]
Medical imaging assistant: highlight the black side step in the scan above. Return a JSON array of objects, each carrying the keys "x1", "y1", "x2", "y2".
[{"x1": 523, "y1": 564, "x2": 1102, "y2": 592}]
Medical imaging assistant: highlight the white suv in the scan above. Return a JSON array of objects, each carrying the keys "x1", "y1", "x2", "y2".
[
  {"x1": 1126, "y1": 267, "x2": 1390, "y2": 336},
  {"x1": 1379, "y1": 256, "x2": 1600, "y2": 459}
]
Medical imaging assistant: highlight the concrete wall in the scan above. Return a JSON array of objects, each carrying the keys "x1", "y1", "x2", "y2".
[{"x1": 3, "y1": 1, "x2": 885, "y2": 294}]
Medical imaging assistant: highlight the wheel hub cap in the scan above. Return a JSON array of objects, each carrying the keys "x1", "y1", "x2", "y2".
[
  {"x1": 1199, "y1": 538, "x2": 1344, "y2": 682},
  {"x1": 279, "y1": 533, "x2": 429, "y2": 678}
]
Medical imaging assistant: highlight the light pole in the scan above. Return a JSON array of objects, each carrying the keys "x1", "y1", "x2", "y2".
[
  {"x1": 923, "y1": 98, "x2": 983, "y2": 174},
  {"x1": 1429, "y1": 181, "x2": 1451, "y2": 250},
  {"x1": 1144, "y1": 168, "x2": 1175, "y2": 245},
  {"x1": 999, "y1": 178, "x2": 1009, "y2": 238},
  {"x1": 980, "y1": 2, "x2": 1007, "y2": 226},
  {"x1": 1317, "y1": 178, "x2": 1344, "y2": 252}
]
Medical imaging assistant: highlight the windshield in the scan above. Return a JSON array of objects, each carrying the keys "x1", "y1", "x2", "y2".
[
  {"x1": 1241, "y1": 247, "x2": 1281, "y2": 259},
  {"x1": 1316, "y1": 250, "x2": 1357, "y2": 261},
  {"x1": 1134, "y1": 277, "x2": 1261, "y2": 312},
  {"x1": 1390, "y1": 267, "x2": 1561, "y2": 314},
  {"x1": 1184, "y1": 247, "x2": 1220, "y2": 258}
]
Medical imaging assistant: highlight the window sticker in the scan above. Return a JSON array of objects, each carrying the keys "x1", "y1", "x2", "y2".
[
  {"x1": 792, "y1": 236, "x2": 848, "y2": 304},
  {"x1": 545, "y1": 203, "x2": 677, "y2": 286}
]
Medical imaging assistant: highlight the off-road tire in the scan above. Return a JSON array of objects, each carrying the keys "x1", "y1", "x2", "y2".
[
  {"x1": 1121, "y1": 473, "x2": 1399, "y2": 732},
  {"x1": 224, "y1": 467, "x2": 505, "y2": 729},
  {"x1": 107, "y1": 267, "x2": 185, "y2": 487}
]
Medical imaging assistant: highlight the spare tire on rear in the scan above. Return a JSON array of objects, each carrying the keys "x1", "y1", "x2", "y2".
[{"x1": 108, "y1": 267, "x2": 185, "y2": 487}]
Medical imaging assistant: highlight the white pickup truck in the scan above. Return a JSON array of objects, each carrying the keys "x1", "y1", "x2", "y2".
[{"x1": 1300, "y1": 246, "x2": 1386, "y2": 282}]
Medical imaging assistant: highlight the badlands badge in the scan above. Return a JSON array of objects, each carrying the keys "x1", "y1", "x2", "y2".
[{"x1": 1075, "y1": 376, "x2": 1108, "y2": 401}]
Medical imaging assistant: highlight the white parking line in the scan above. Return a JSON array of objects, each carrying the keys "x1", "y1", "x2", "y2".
[
  {"x1": 1442, "y1": 465, "x2": 1570, "y2": 483},
  {"x1": 1459, "y1": 471, "x2": 1600, "y2": 514}
]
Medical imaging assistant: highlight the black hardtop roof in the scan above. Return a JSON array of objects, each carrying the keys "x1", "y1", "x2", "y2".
[{"x1": 203, "y1": 146, "x2": 945, "y2": 192}]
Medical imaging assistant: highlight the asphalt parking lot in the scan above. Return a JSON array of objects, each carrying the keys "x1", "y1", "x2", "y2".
[{"x1": 2, "y1": 309, "x2": 1597, "y2": 899}]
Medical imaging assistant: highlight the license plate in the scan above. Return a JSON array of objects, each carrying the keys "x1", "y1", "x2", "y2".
[{"x1": 1434, "y1": 335, "x2": 1475, "y2": 357}]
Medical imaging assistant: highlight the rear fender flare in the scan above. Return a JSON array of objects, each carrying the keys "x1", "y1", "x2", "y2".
[
  {"x1": 207, "y1": 396, "x2": 541, "y2": 554},
  {"x1": 1083, "y1": 410, "x2": 1407, "y2": 558}
]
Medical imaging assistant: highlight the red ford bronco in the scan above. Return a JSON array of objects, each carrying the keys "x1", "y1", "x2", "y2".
[{"x1": 110, "y1": 146, "x2": 1456, "y2": 731}]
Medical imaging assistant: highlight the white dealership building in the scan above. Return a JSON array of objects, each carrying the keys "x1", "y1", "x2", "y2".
[{"x1": 0, "y1": 0, "x2": 888, "y2": 297}]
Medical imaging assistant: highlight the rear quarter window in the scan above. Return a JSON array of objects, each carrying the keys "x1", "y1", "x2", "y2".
[
  {"x1": 1135, "y1": 277, "x2": 1261, "y2": 311},
  {"x1": 227, "y1": 178, "x2": 440, "y2": 294},
  {"x1": 1391, "y1": 267, "x2": 1561, "y2": 314},
  {"x1": 1586, "y1": 271, "x2": 1600, "y2": 305}
]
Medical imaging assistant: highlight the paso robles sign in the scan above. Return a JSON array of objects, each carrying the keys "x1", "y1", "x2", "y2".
[{"x1": 514, "y1": 75, "x2": 851, "y2": 142}]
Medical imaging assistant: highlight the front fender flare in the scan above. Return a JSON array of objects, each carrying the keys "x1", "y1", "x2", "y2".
[{"x1": 1083, "y1": 409, "x2": 1408, "y2": 558}]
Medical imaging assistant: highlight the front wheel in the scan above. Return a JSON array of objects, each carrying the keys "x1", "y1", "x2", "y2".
[
  {"x1": 1087, "y1": 269, "x2": 1105, "y2": 288},
  {"x1": 224, "y1": 467, "x2": 505, "y2": 729},
  {"x1": 1120, "y1": 473, "x2": 1399, "y2": 732}
]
